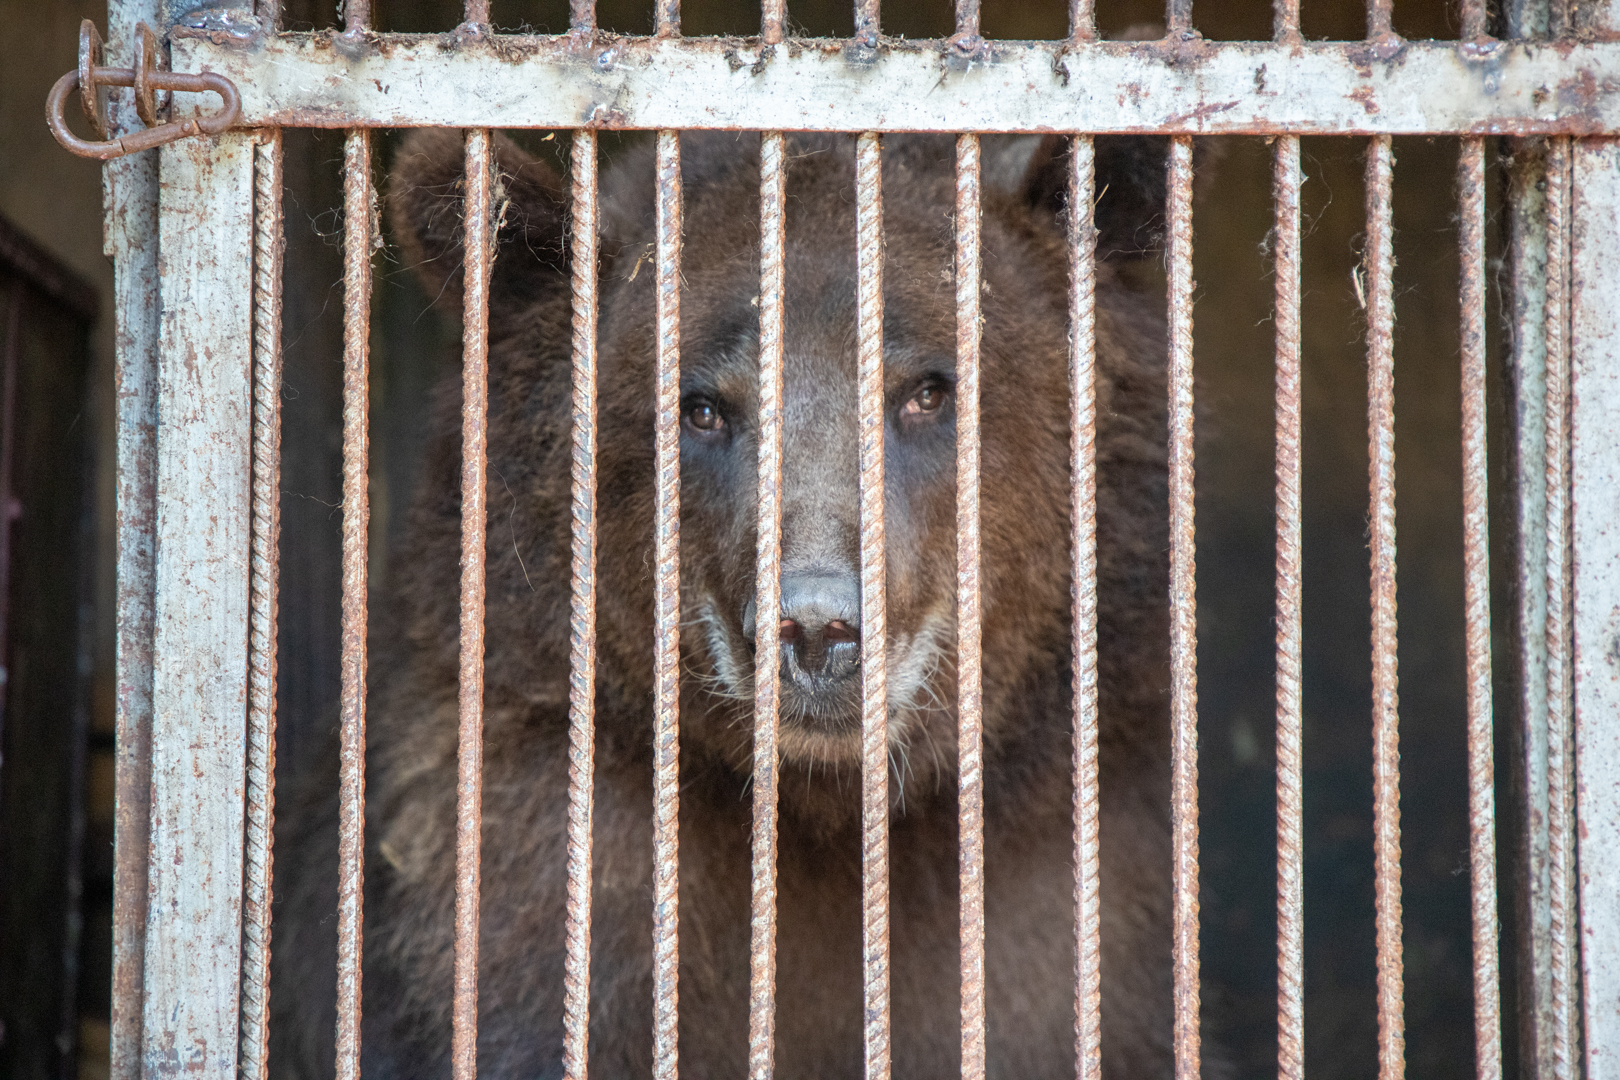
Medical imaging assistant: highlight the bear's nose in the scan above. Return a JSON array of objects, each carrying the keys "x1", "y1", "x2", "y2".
[{"x1": 776, "y1": 573, "x2": 861, "y2": 687}]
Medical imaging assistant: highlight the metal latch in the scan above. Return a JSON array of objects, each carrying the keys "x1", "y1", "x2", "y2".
[{"x1": 47, "y1": 20, "x2": 241, "y2": 161}]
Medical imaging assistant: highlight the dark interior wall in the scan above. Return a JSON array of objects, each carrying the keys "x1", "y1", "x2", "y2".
[{"x1": 0, "y1": 3, "x2": 121, "y2": 1077}]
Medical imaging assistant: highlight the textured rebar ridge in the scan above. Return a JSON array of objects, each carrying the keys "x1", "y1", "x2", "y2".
[
  {"x1": 1068, "y1": 134, "x2": 1102, "y2": 1080},
  {"x1": 452, "y1": 127, "x2": 494, "y2": 1080},
  {"x1": 1458, "y1": 135, "x2": 1504, "y2": 1080},
  {"x1": 749, "y1": 129, "x2": 786, "y2": 1080},
  {"x1": 1543, "y1": 135, "x2": 1577, "y2": 1080},
  {"x1": 1166, "y1": 134, "x2": 1202, "y2": 1080},
  {"x1": 651, "y1": 129, "x2": 684, "y2": 1080},
  {"x1": 240, "y1": 129, "x2": 283, "y2": 1080},
  {"x1": 1272, "y1": 132, "x2": 1304, "y2": 1080},
  {"x1": 1364, "y1": 133, "x2": 1406, "y2": 1080},
  {"x1": 564, "y1": 128, "x2": 600, "y2": 1080},
  {"x1": 856, "y1": 130, "x2": 891, "y2": 1080},
  {"x1": 334, "y1": 126, "x2": 374, "y2": 1080},
  {"x1": 954, "y1": 131, "x2": 986, "y2": 1080}
]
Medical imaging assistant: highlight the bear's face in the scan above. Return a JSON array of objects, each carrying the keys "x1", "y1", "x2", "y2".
[
  {"x1": 390, "y1": 131, "x2": 1129, "y2": 783},
  {"x1": 652, "y1": 172, "x2": 963, "y2": 766},
  {"x1": 570, "y1": 134, "x2": 1082, "y2": 774}
]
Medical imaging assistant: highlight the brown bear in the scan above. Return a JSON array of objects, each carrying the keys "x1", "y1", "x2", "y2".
[{"x1": 270, "y1": 127, "x2": 1190, "y2": 1079}]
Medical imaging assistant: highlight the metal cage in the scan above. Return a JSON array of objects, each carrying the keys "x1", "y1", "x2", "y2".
[{"x1": 69, "y1": 0, "x2": 1620, "y2": 1078}]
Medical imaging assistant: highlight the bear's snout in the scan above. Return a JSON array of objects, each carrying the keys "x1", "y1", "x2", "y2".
[{"x1": 777, "y1": 572, "x2": 861, "y2": 691}]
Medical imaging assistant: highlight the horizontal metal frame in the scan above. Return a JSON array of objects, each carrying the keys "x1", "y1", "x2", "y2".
[{"x1": 171, "y1": 32, "x2": 1620, "y2": 135}]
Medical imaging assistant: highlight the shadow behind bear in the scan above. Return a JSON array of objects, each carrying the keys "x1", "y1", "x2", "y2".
[{"x1": 269, "y1": 128, "x2": 1204, "y2": 1079}]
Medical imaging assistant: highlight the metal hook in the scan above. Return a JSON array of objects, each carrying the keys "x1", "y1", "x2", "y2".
[{"x1": 47, "y1": 19, "x2": 241, "y2": 161}]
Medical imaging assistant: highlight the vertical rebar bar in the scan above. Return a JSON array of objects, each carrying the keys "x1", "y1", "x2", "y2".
[
  {"x1": 762, "y1": 0, "x2": 786, "y2": 43},
  {"x1": 1068, "y1": 133, "x2": 1102, "y2": 1080},
  {"x1": 1166, "y1": 134, "x2": 1201, "y2": 1080},
  {"x1": 1364, "y1": 133, "x2": 1406, "y2": 1080},
  {"x1": 571, "y1": 0, "x2": 595, "y2": 31},
  {"x1": 452, "y1": 127, "x2": 494, "y2": 1080},
  {"x1": 1070, "y1": 0, "x2": 1095, "y2": 38},
  {"x1": 1458, "y1": 135, "x2": 1504, "y2": 1080},
  {"x1": 464, "y1": 0, "x2": 491, "y2": 25},
  {"x1": 335, "y1": 126, "x2": 374, "y2": 1080},
  {"x1": 1272, "y1": 131, "x2": 1304, "y2": 1080},
  {"x1": 240, "y1": 129, "x2": 284, "y2": 1080},
  {"x1": 656, "y1": 0, "x2": 680, "y2": 36},
  {"x1": 1369, "y1": 0, "x2": 1394, "y2": 37},
  {"x1": 1462, "y1": 0, "x2": 1490, "y2": 37},
  {"x1": 343, "y1": 0, "x2": 370, "y2": 33},
  {"x1": 856, "y1": 130, "x2": 890, "y2": 1080},
  {"x1": 955, "y1": 0, "x2": 980, "y2": 39},
  {"x1": 749, "y1": 129, "x2": 786, "y2": 1080},
  {"x1": 1167, "y1": 0, "x2": 1193, "y2": 33},
  {"x1": 564, "y1": 128, "x2": 599, "y2": 1080},
  {"x1": 954, "y1": 131, "x2": 985, "y2": 1080},
  {"x1": 1274, "y1": 0, "x2": 1299, "y2": 36},
  {"x1": 855, "y1": 0, "x2": 880, "y2": 48},
  {"x1": 652, "y1": 128, "x2": 684, "y2": 1080},
  {"x1": 1542, "y1": 134, "x2": 1577, "y2": 1080}
]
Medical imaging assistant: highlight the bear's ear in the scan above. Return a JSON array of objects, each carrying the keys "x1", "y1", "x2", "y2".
[
  {"x1": 994, "y1": 133, "x2": 1171, "y2": 261},
  {"x1": 389, "y1": 128, "x2": 570, "y2": 311}
]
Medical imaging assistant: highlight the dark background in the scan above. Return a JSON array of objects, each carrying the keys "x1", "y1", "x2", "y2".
[{"x1": 0, "y1": 0, "x2": 1522, "y2": 1077}]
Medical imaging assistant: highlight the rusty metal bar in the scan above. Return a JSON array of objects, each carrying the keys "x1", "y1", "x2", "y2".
[
  {"x1": 1364, "y1": 133, "x2": 1406, "y2": 1080},
  {"x1": 1459, "y1": 134, "x2": 1504, "y2": 1080},
  {"x1": 855, "y1": 0, "x2": 880, "y2": 48},
  {"x1": 571, "y1": 0, "x2": 595, "y2": 32},
  {"x1": 954, "y1": 131, "x2": 985, "y2": 1080},
  {"x1": 335, "y1": 126, "x2": 374, "y2": 1080},
  {"x1": 1462, "y1": 0, "x2": 1490, "y2": 39},
  {"x1": 651, "y1": 128, "x2": 683, "y2": 1080},
  {"x1": 1070, "y1": 0, "x2": 1095, "y2": 38},
  {"x1": 856, "y1": 129, "x2": 890, "y2": 1080},
  {"x1": 175, "y1": 35, "x2": 1620, "y2": 136},
  {"x1": 1273, "y1": 131, "x2": 1304, "y2": 1080},
  {"x1": 762, "y1": 0, "x2": 785, "y2": 44},
  {"x1": 453, "y1": 127, "x2": 494, "y2": 1080},
  {"x1": 1275, "y1": 0, "x2": 1299, "y2": 36},
  {"x1": 656, "y1": 0, "x2": 679, "y2": 36},
  {"x1": 464, "y1": 0, "x2": 490, "y2": 26},
  {"x1": 1542, "y1": 135, "x2": 1578, "y2": 1080},
  {"x1": 344, "y1": 0, "x2": 369, "y2": 32},
  {"x1": 564, "y1": 128, "x2": 599, "y2": 1080},
  {"x1": 1068, "y1": 133, "x2": 1101, "y2": 1080},
  {"x1": 1166, "y1": 133, "x2": 1201, "y2": 1080},
  {"x1": 239, "y1": 129, "x2": 284, "y2": 1080},
  {"x1": 955, "y1": 0, "x2": 980, "y2": 40},
  {"x1": 1369, "y1": 0, "x2": 1394, "y2": 37},
  {"x1": 106, "y1": 4, "x2": 163, "y2": 1075},
  {"x1": 1168, "y1": 0, "x2": 1193, "y2": 34},
  {"x1": 1570, "y1": 131, "x2": 1620, "y2": 1080},
  {"x1": 749, "y1": 129, "x2": 786, "y2": 1080}
]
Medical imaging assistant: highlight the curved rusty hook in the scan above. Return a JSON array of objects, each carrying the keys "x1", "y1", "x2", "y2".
[{"x1": 47, "y1": 20, "x2": 241, "y2": 161}]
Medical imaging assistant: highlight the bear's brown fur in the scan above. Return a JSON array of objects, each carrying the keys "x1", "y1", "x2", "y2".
[{"x1": 271, "y1": 128, "x2": 1196, "y2": 1079}]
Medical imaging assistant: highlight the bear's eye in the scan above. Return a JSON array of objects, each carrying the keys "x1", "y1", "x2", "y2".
[
  {"x1": 684, "y1": 398, "x2": 725, "y2": 434},
  {"x1": 901, "y1": 382, "x2": 950, "y2": 420}
]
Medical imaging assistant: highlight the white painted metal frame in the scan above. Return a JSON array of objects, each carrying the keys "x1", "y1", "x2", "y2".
[
  {"x1": 173, "y1": 34, "x2": 1620, "y2": 135},
  {"x1": 103, "y1": 2, "x2": 1620, "y2": 1078}
]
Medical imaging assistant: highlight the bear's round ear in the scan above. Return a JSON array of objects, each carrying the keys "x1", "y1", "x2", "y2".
[
  {"x1": 993, "y1": 133, "x2": 1172, "y2": 261},
  {"x1": 389, "y1": 128, "x2": 570, "y2": 312}
]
